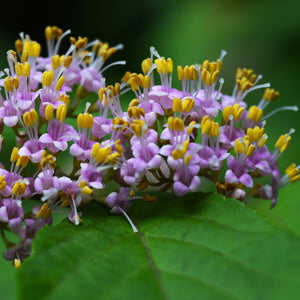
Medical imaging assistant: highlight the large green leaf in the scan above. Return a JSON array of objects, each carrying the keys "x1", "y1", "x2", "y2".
[{"x1": 17, "y1": 191, "x2": 300, "y2": 300}]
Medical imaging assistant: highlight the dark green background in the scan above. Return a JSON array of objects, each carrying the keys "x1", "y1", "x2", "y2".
[{"x1": 0, "y1": 0, "x2": 299, "y2": 298}]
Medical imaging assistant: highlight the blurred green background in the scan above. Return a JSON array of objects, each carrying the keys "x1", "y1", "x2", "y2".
[{"x1": 0, "y1": 0, "x2": 299, "y2": 298}]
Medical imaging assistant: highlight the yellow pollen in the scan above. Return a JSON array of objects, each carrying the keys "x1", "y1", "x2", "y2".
[
  {"x1": 56, "y1": 104, "x2": 67, "y2": 122},
  {"x1": 16, "y1": 156, "x2": 29, "y2": 168},
  {"x1": 275, "y1": 133, "x2": 291, "y2": 153},
  {"x1": 0, "y1": 175, "x2": 7, "y2": 191},
  {"x1": 115, "y1": 139, "x2": 124, "y2": 154},
  {"x1": 285, "y1": 163, "x2": 300, "y2": 182},
  {"x1": 77, "y1": 112, "x2": 94, "y2": 129},
  {"x1": 171, "y1": 140, "x2": 189, "y2": 160},
  {"x1": 14, "y1": 259, "x2": 21, "y2": 269},
  {"x1": 129, "y1": 190, "x2": 135, "y2": 197},
  {"x1": 201, "y1": 116, "x2": 212, "y2": 135},
  {"x1": 155, "y1": 57, "x2": 173, "y2": 74},
  {"x1": 247, "y1": 126, "x2": 265, "y2": 143},
  {"x1": 23, "y1": 109, "x2": 38, "y2": 127},
  {"x1": 131, "y1": 119, "x2": 147, "y2": 137},
  {"x1": 42, "y1": 70, "x2": 54, "y2": 87},
  {"x1": 81, "y1": 186, "x2": 93, "y2": 195},
  {"x1": 129, "y1": 98, "x2": 139, "y2": 107},
  {"x1": 12, "y1": 182, "x2": 27, "y2": 197},
  {"x1": 105, "y1": 152, "x2": 121, "y2": 164},
  {"x1": 234, "y1": 136, "x2": 255, "y2": 157},
  {"x1": 91, "y1": 143, "x2": 100, "y2": 158},
  {"x1": 141, "y1": 58, "x2": 152, "y2": 74},
  {"x1": 128, "y1": 106, "x2": 145, "y2": 119},
  {"x1": 182, "y1": 98, "x2": 194, "y2": 113},
  {"x1": 263, "y1": 88, "x2": 280, "y2": 102},
  {"x1": 45, "y1": 104, "x2": 54, "y2": 121},
  {"x1": 173, "y1": 97, "x2": 182, "y2": 113},
  {"x1": 248, "y1": 106, "x2": 263, "y2": 122},
  {"x1": 52, "y1": 55, "x2": 61, "y2": 70},
  {"x1": 184, "y1": 154, "x2": 192, "y2": 165},
  {"x1": 11, "y1": 147, "x2": 19, "y2": 162},
  {"x1": 36, "y1": 203, "x2": 52, "y2": 219},
  {"x1": 59, "y1": 95, "x2": 70, "y2": 108},
  {"x1": 142, "y1": 194, "x2": 157, "y2": 203},
  {"x1": 94, "y1": 147, "x2": 112, "y2": 164},
  {"x1": 55, "y1": 76, "x2": 65, "y2": 90}
]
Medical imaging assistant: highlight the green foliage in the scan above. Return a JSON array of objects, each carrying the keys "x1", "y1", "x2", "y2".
[{"x1": 17, "y1": 191, "x2": 300, "y2": 300}]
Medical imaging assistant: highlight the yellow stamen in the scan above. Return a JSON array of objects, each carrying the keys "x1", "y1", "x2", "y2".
[
  {"x1": 45, "y1": 104, "x2": 54, "y2": 121},
  {"x1": 77, "y1": 112, "x2": 94, "y2": 129},
  {"x1": 11, "y1": 147, "x2": 19, "y2": 162},
  {"x1": 131, "y1": 119, "x2": 147, "y2": 136},
  {"x1": 42, "y1": 70, "x2": 54, "y2": 87},
  {"x1": 263, "y1": 88, "x2": 280, "y2": 102},
  {"x1": 285, "y1": 163, "x2": 300, "y2": 182},
  {"x1": 0, "y1": 175, "x2": 7, "y2": 191},
  {"x1": 16, "y1": 156, "x2": 29, "y2": 168},
  {"x1": 12, "y1": 182, "x2": 27, "y2": 196},
  {"x1": 141, "y1": 58, "x2": 152, "y2": 75},
  {"x1": 247, "y1": 126, "x2": 265, "y2": 143},
  {"x1": 201, "y1": 116, "x2": 212, "y2": 135},
  {"x1": 142, "y1": 194, "x2": 157, "y2": 203},
  {"x1": 248, "y1": 105, "x2": 263, "y2": 122},
  {"x1": 55, "y1": 76, "x2": 65, "y2": 90},
  {"x1": 173, "y1": 97, "x2": 182, "y2": 113},
  {"x1": 36, "y1": 203, "x2": 52, "y2": 219},
  {"x1": 275, "y1": 133, "x2": 291, "y2": 153},
  {"x1": 56, "y1": 104, "x2": 67, "y2": 122},
  {"x1": 14, "y1": 259, "x2": 21, "y2": 269}
]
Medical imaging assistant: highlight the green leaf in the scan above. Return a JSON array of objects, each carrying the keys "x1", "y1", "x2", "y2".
[{"x1": 17, "y1": 192, "x2": 300, "y2": 300}]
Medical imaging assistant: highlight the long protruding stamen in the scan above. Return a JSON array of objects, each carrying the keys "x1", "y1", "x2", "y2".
[{"x1": 116, "y1": 205, "x2": 138, "y2": 233}]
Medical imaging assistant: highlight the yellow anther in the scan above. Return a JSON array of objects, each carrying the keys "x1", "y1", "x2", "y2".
[
  {"x1": 141, "y1": 58, "x2": 152, "y2": 74},
  {"x1": 210, "y1": 121, "x2": 219, "y2": 137},
  {"x1": 11, "y1": 147, "x2": 19, "y2": 162},
  {"x1": 129, "y1": 98, "x2": 139, "y2": 107},
  {"x1": 14, "y1": 259, "x2": 21, "y2": 269},
  {"x1": 94, "y1": 147, "x2": 111, "y2": 163},
  {"x1": 80, "y1": 112, "x2": 93, "y2": 129},
  {"x1": 142, "y1": 194, "x2": 157, "y2": 203},
  {"x1": 177, "y1": 65, "x2": 184, "y2": 81},
  {"x1": 121, "y1": 71, "x2": 131, "y2": 85},
  {"x1": 56, "y1": 104, "x2": 67, "y2": 122},
  {"x1": 155, "y1": 57, "x2": 172, "y2": 74},
  {"x1": 201, "y1": 115, "x2": 212, "y2": 135},
  {"x1": 115, "y1": 139, "x2": 124, "y2": 154},
  {"x1": 23, "y1": 109, "x2": 38, "y2": 127},
  {"x1": 36, "y1": 203, "x2": 52, "y2": 219},
  {"x1": 247, "y1": 126, "x2": 265, "y2": 143},
  {"x1": 173, "y1": 97, "x2": 182, "y2": 113},
  {"x1": 249, "y1": 74, "x2": 257, "y2": 83},
  {"x1": 73, "y1": 37, "x2": 88, "y2": 49},
  {"x1": 16, "y1": 156, "x2": 29, "y2": 168},
  {"x1": 171, "y1": 140, "x2": 189, "y2": 160},
  {"x1": 41, "y1": 152, "x2": 56, "y2": 169},
  {"x1": 167, "y1": 58, "x2": 173, "y2": 73},
  {"x1": 131, "y1": 120, "x2": 147, "y2": 137},
  {"x1": 81, "y1": 186, "x2": 93, "y2": 195},
  {"x1": 52, "y1": 55, "x2": 61, "y2": 70},
  {"x1": 237, "y1": 77, "x2": 254, "y2": 93},
  {"x1": 105, "y1": 152, "x2": 121, "y2": 163},
  {"x1": 184, "y1": 154, "x2": 192, "y2": 165},
  {"x1": 173, "y1": 117, "x2": 185, "y2": 132},
  {"x1": 128, "y1": 106, "x2": 145, "y2": 119},
  {"x1": 45, "y1": 26, "x2": 53, "y2": 40},
  {"x1": 59, "y1": 94, "x2": 70, "y2": 108},
  {"x1": 248, "y1": 106, "x2": 263, "y2": 122},
  {"x1": 12, "y1": 182, "x2": 27, "y2": 196},
  {"x1": 91, "y1": 143, "x2": 100, "y2": 158},
  {"x1": 129, "y1": 190, "x2": 135, "y2": 197},
  {"x1": 187, "y1": 121, "x2": 196, "y2": 135},
  {"x1": 263, "y1": 88, "x2": 280, "y2": 102},
  {"x1": 55, "y1": 76, "x2": 65, "y2": 90},
  {"x1": 182, "y1": 98, "x2": 194, "y2": 113},
  {"x1": 45, "y1": 104, "x2": 54, "y2": 120},
  {"x1": 0, "y1": 175, "x2": 7, "y2": 191},
  {"x1": 63, "y1": 56, "x2": 73, "y2": 68},
  {"x1": 15, "y1": 39, "x2": 23, "y2": 53},
  {"x1": 183, "y1": 65, "x2": 189, "y2": 80},
  {"x1": 203, "y1": 60, "x2": 209, "y2": 70},
  {"x1": 216, "y1": 59, "x2": 222, "y2": 71},
  {"x1": 42, "y1": 70, "x2": 54, "y2": 87},
  {"x1": 234, "y1": 137, "x2": 255, "y2": 157},
  {"x1": 212, "y1": 71, "x2": 219, "y2": 83},
  {"x1": 78, "y1": 180, "x2": 87, "y2": 189},
  {"x1": 285, "y1": 164, "x2": 300, "y2": 182},
  {"x1": 25, "y1": 41, "x2": 41, "y2": 58},
  {"x1": 275, "y1": 133, "x2": 291, "y2": 153}
]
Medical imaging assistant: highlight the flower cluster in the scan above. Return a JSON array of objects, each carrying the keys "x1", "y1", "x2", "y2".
[{"x1": 0, "y1": 26, "x2": 298, "y2": 268}]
